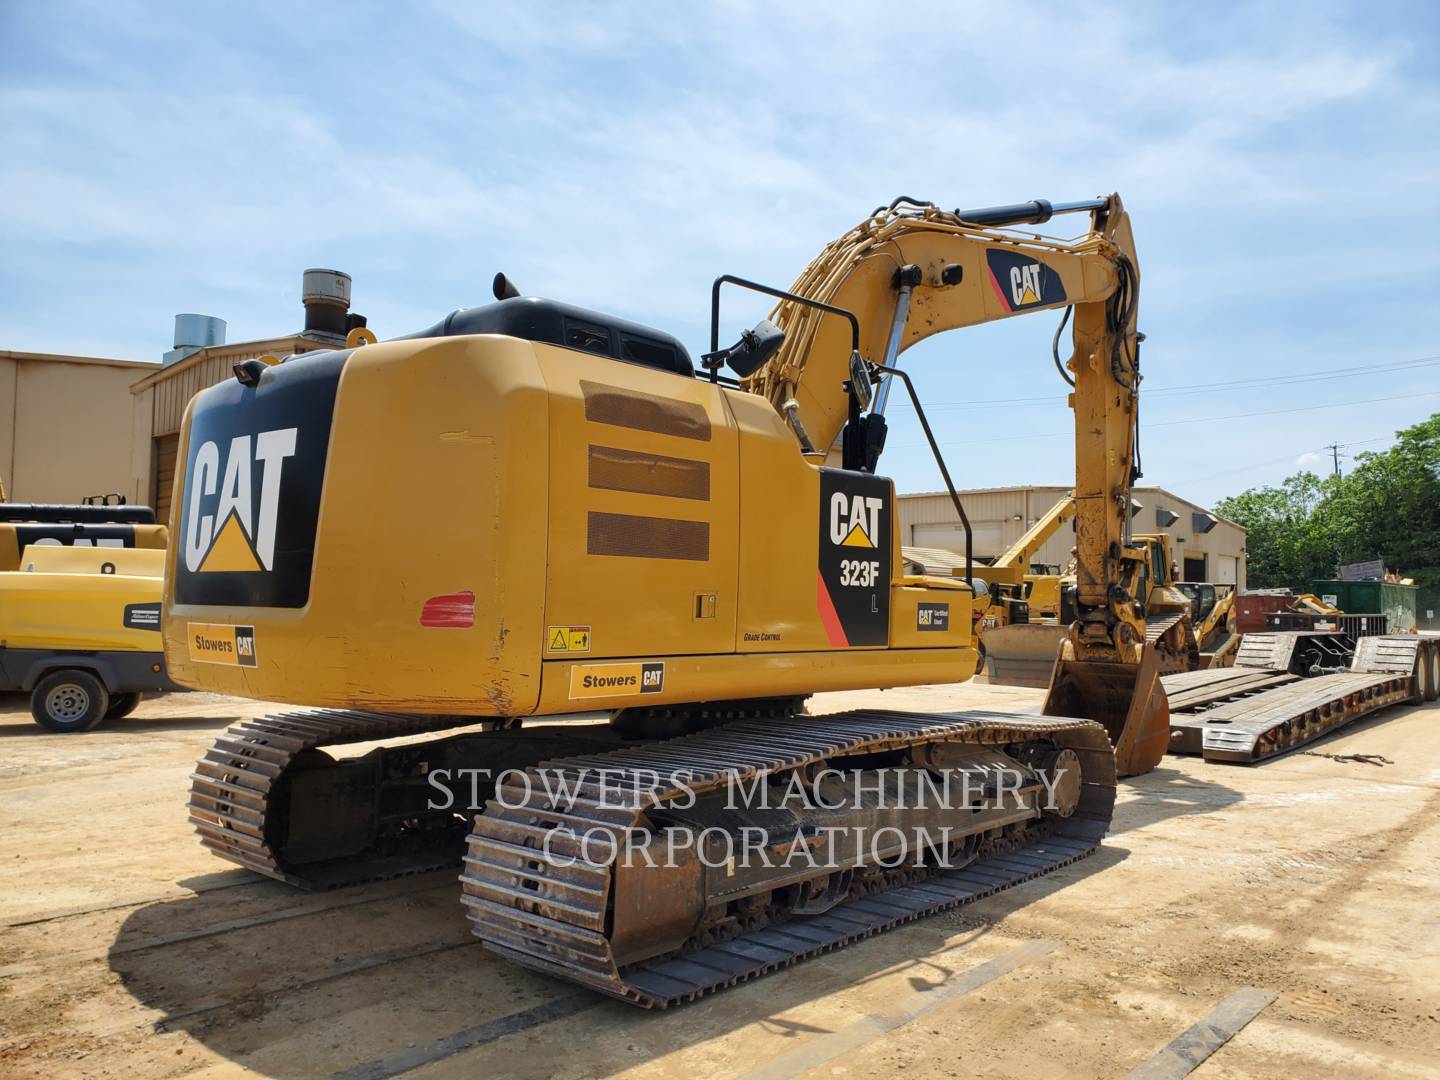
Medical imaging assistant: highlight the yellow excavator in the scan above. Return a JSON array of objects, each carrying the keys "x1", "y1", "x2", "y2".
[
  {"x1": 167, "y1": 194, "x2": 1169, "y2": 1006},
  {"x1": 904, "y1": 495, "x2": 1075, "y2": 676},
  {"x1": 977, "y1": 508, "x2": 1200, "y2": 687},
  {"x1": 967, "y1": 495, "x2": 1075, "y2": 678}
]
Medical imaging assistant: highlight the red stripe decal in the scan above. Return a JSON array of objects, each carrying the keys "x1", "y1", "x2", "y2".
[
  {"x1": 816, "y1": 571, "x2": 850, "y2": 648},
  {"x1": 421, "y1": 590, "x2": 476, "y2": 628},
  {"x1": 986, "y1": 265, "x2": 1012, "y2": 312}
]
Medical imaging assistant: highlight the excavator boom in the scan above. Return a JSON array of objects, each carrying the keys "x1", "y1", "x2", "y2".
[{"x1": 749, "y1": 196, "x2": 1166, "y2": 775}]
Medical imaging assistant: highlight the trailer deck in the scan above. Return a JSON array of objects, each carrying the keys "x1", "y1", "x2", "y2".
[{"x1": 1165, "y1": 634, "x2": 1434, "y2": 763}]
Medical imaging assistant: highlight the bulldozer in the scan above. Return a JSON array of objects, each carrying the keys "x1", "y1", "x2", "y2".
[{"x1": 167, "y1": 194, "x2": 1170, "y2": 1006}]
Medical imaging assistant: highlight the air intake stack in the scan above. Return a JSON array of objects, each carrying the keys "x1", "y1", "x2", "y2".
[{"x1": 302, "y1": 268, "x2": 365, "y2": 342}]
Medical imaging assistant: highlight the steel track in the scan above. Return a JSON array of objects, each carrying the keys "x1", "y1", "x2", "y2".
[{"x1": 461, "y1": 708, "x2": 1115, "y2": 1007}]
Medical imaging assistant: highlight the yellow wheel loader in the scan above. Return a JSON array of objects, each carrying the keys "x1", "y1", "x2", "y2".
[
  {"x1": 0, "y1": 546, "x2": 179, "y2": 731},
  {"x1": 167, "y1": 194, "x2": 1168, "y2": 1005}
]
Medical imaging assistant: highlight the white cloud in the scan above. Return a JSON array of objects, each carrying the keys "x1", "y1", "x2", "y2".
[{"x1": 2, "y1": 1, "x2": 1437, "y2": 499}]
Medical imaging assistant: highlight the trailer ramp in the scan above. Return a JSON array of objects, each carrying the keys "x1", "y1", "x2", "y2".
[{"x1": 1163, "y1": 634, "x2": 1432, "y2": 764}]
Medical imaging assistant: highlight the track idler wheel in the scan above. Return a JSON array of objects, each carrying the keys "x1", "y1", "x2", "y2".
[{"x1": 1041, "y1": 642, "x2": 1170, "y2": 778}]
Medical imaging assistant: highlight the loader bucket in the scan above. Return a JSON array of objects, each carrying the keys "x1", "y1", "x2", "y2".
[
  {"x1": 1042, "y1": 643, "x2": 1170, "y2": 777},
  {"x1": 981, "y1": 624, "x2": 1069, "y2": 688}
]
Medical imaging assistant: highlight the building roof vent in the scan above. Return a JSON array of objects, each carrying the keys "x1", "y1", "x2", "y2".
[{"x1": 164, "y1": 313, "x2": 226, "y2": 366}]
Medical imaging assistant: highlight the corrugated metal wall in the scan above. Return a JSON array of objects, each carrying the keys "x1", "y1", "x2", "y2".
[
  {"x1": 152, "y1": 433, "x2": 178, "y2": 523},
  {"x1": 136, "y1": 336, "x2": 338, "y2": 518},
  {"x1": 146, "y1": 339, "x2": 329, "y2": 437}
]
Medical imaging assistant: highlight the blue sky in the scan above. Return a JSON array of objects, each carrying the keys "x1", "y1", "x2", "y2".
[{"x1": 3, "y1": 1, "x2": 1438, "y2": 506}]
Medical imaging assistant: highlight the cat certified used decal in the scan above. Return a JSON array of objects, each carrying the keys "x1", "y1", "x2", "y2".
[
  {"x1": 985, "y1": 249, "x2": 1067, "y2": 313},
  {"x1": 568, "y1": 661, "x2": 665, "y2": 699},
  {"x1": 917, "y1": 602, "x2": 950, "y2": 631},
  {"x1": 817, "y1": 469, "x2": 892, "y2": 647},
  {"x1": 188, "y1": 622, "x2": 258, "y2": 667},
  {"x1": 174, "y1": 350, "x2": 347, "y2": 609}
]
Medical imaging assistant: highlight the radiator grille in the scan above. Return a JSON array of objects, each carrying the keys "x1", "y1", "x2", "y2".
[
  {"x1": 587, "y1": 512, "x2": 710, "y2": 561},
  {"x1": 581, "y1": 381, "x2": 711, "y2": 441},
  {"x1": 588, "y1": 445, "x2": 710, "y2": 501}
]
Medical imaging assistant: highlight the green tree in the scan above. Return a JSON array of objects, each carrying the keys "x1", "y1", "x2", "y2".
[{"x1": 1215, "y1": 413, "x2": 1440, "y2": 591}]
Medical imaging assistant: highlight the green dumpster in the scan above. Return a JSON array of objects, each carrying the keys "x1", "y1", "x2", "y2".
[{"x1": 1309, "y1": 579, "x2": 1418, "y2": 632}]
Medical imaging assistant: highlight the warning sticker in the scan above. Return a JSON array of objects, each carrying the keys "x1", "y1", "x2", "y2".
[
  {"x1": 546, "y1": 625, "x2": 592, "y2": 653},
  {"x1": 188, "y1": 622, "x2": 258, "y2": 667},
  {"x1": 568, "y1": 662, "x2": 664, "y2": 699}
]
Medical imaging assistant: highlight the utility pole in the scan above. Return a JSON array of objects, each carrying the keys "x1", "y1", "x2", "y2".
[{"x1": 1325, "y1": 442, "x2": 1342, "y2": 479}]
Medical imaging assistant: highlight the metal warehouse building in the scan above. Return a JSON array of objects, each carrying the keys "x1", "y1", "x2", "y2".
[
  {"x1": 1, "y1": 271, "x2": 361, "y2": 521},
  {"x1": 1, "y1": 350, "x2": 158, "y2": 503},
  {"x1": 899, "y1": 484, "x2": 1247, "y2": 589}
]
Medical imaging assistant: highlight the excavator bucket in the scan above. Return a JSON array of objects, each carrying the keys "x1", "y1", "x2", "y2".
[
  {"x1": 981, "y1": 624, "x2": 1070, "y2": 688},
  {"x1": 1042, "y1": 643, "x2": 1171, "y2": 777}
]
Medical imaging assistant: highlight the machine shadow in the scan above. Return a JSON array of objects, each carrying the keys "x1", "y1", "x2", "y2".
[
  {"x1": 106, "y1": 847, "x2": 1125, "y2": 1078},
  {"x1": 0, "y1": 713, "x2": 245, "y2": 737},
  {"x1": 1108, "y1": 763, "x2": 1246, "y2": 835}
]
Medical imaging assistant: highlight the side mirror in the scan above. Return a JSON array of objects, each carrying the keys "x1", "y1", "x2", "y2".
[
  {"x1": 848, "y1": 349, "x2": 874, "y2": 411},
  {"x1": 706, "y1": 319, "x2": 785, "y2": 378}
]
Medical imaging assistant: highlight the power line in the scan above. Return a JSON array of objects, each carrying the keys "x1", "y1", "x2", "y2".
[
  {"x1": 888, "y1": 390, "x2": 1440, "y2": 450},
  {"x1": 886, "y1": 354, "x2": 1440, "y2": 411},
  {"x1": 1169, "y1": 435, "x2": 1393, "y2": 487}
]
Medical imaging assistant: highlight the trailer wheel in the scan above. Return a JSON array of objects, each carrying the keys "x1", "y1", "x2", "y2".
[
  {"x1": 31, "y1": 670, "x2": 110, "y2": 733},
  {"x1": 105, "y1": 692, "x2": 142, "y2": 720},
  {"x1": 1425, "y1": 643, "x2": 1439, "y2": 703}
]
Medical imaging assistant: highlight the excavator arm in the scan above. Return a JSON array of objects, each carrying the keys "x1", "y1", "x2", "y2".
[
  {"x1": 745, "y1": 194, "x2": 1167, "y2": 774},
  {"x1": 981, "y1": 495, "x2": 1077, "y2": 588}
]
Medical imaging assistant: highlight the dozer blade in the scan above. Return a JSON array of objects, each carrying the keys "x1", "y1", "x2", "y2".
[
  {"x1": 1042, "y1": 643, "x2": 1170, "y2": 777},
  {"x1": 981, "y1": 624, "x2": 1069, "y2": 687}
]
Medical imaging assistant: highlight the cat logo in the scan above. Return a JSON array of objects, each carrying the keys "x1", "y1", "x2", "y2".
[
  {"x1": 828, "y1": 491, "x2": 883, "y2": 549},
  {"x1": 985, "y1": 249, "x2": 1067, "y2": 313},
  {"x1": 183, "y1": 429, "x2": 297, "y2": 574},
  {"x1": 1010, "y1": 263, "x2": 1045, "y2": 306},
  {"x1": 817, "y1": 470, "x2": 892, "y2": 647}
]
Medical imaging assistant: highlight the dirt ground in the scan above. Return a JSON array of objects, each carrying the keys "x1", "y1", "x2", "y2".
[{"x1": 0, "y1": 680, "x2": 1437, "y2": 1079}]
